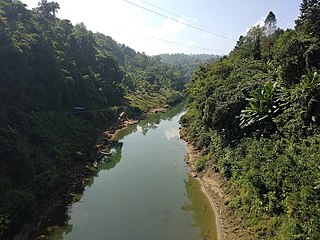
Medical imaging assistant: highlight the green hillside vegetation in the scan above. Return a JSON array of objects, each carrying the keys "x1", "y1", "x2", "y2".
[
  {"x1": 0, "y1": 0, "x2": 185, "y2": 238},
  {"x1": 158, "y1": 53, "x2": 221, "y2": 83},
  {"x1": 181, "y1": 3, "x2": 320, "y2": 239}
]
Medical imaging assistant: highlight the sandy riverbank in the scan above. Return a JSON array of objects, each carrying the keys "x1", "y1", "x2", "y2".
[
  {"x1": 184, "y1": 141, "x2": 251, "y2": 240},
  {"x1": 185, "y1": 144, "x2": 223, "y2": 240}
]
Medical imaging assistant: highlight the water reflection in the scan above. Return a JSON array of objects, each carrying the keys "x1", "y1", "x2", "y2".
[
  {"x1": 30, "y1": 105, "x2": 186, "y2": 240},
  {"x1": 139, "y1": 104, "x2": 185, "y2": 136},
  {"x1": 30, "y1": 145, "x2": 124, "y2": 240},
  {"x1": 31, "y1": 102, "x2": 217, "y2": 240},
  {"x1": 100, "y1": 145, "x2": 122, "y2": 170},
  {"x1": 113, "y1": 102, "x2": 185, "y2": 139},
  {"x1": 29, "y1": 205, "x2": 72, "y2": 240},
  {"x1": 164, "y1": 127, "x2": 180, "y2": 140},
  {"x1": 183, "y1": 177, "x2": 217, "y2": 240}
]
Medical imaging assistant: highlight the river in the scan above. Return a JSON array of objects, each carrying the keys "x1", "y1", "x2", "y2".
[{"x1": 35, "y1": 104, "x2": 217, "y2": 240}]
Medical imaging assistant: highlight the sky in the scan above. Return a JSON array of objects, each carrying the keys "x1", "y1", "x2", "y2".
[{"x1": 21, "y1": 0, "x2": 302, "y2": 55}]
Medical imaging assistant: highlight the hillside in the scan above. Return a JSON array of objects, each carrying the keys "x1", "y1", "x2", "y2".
[
  {"x1": 181, "y1": 4, "x2": 320, "y2": 239},
  {"x1": 0, "y1": 1, "x2": 185, "y2": 238},
  {"x1": 158, "y1": 53, "x2": 221, "y2": 82}
]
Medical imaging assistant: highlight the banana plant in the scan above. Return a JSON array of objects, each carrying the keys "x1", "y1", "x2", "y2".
[
  {"x1": 300, "y1": 69, "x2": 320, "y2": 124},
  {"x1": 302, "y1": 68, "x2": 320, "y2": 91},
  {"x1": 240, "y1": 81, "x2": 281, "y2": 135}
]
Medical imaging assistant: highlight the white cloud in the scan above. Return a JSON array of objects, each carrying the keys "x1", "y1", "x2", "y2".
[
  {"x1": 164, "y1": 128, "x2": 179, "y2": 140},
  {"x1": 136, "y1": 126, "x2": 143, "y2": 132}
]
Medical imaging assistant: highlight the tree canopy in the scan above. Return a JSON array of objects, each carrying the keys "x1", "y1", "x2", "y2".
[
  {"x1": 182, "y1": 3, "x2": 320, "y2": 239},
  {"x1": 0, "y1": 1, "x2": 185, "y2": 238},
  {"x1": 264, "y1": 11, "x2": 277, "y2": 36}
]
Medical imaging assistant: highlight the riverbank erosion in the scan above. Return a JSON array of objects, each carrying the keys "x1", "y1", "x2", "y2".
[{"x1": 180, "y1": 128, "x2": 252, "y2": 240}]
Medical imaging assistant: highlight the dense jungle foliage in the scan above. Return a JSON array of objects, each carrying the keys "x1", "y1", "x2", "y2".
[
  {"x1": 159, "y1": 53, "x2": 220, "y2": 83},
  {"x1": 181, "y1": 2, "x2": 320, "y2": 239},
  {"x1": 0, "y1": 0, "x2": 186, "y2": 238}
]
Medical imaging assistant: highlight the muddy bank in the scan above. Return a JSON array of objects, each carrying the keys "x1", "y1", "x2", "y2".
[{"x1": 181, "y1": 128, "x2": 252, "y2": 240}]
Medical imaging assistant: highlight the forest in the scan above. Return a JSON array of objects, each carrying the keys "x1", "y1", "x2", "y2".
[
  {"x1": 158, "y1": 53, "x2": 220, "y2": 82},
  {"x1": 181, "y1": 1, "x2": 320, "y2": 239},
  {"x1": 2, "y1": 0, "x2": 320, "y2": 239},
  {"x1": 0, "y1": 0, "x2": 192, "y2": 238}
]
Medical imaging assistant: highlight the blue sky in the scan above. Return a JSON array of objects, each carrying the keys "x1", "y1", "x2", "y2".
[{"x1": 22, "y1": 0, "x2": 302, "y2": 55}]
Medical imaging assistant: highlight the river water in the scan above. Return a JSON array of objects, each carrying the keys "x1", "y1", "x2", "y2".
[{"x1": 38, "y1": 104, "x2": 217, "y2": 240}]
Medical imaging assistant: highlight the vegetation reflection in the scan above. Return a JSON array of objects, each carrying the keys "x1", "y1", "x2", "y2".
[{"x1": 183, "y1": 177, "x2": 217, "y2": 240}]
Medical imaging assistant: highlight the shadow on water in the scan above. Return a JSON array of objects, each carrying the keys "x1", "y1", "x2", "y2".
[
  {"x1": 183, "y1": 177, "x2": 218, "y2": 240},
  {"x1": 28, "y1": 203, "x2": 72, "y2": 240},
  {"x1": 29, "y1": 144, "x2": 124, "y2": 240},
  {"x1": 30, "y1": 103, "x2": 185, "y2": 240},
  {"x1": 30, "y1": 102, "x2": 218, "y2": 240}
]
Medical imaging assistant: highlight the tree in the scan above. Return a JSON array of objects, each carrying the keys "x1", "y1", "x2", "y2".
[
  {"x1": 182, "y1": 2, "x2": 320, "y2": 239},
  {"x1": 272, "y1": 30, "x2": 308, "y2": 85},
  {"x1": 260, "y1": 12, "x2": 283, "y2": 61},
  {"x1": 37, "y1": 0, "x2": 59, "y2": 18},
  {"x1": 231, "y1": 26, "x2": 262, "y2": 60},
  {"x1": 296, "y1": 0, "x2": 320, "y2": 37},
  {"x1": 0, "y1": 1, "x2": 184, "y2": 238},
  {"x1": 264, "y1": 11, "x2": 277, "y2": 36},
  {"x1": 249, "y1": 26, "x2": 263, "y2": 60}
]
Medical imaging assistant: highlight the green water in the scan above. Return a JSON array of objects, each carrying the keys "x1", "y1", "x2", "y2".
[{"x1": 40, "y1": 104, "x2": 217, "y2": 240}]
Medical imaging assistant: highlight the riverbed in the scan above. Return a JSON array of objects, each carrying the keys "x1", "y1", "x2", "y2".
[{"x1": 35, "y1": 104, "x2": 217, "y2": 240}]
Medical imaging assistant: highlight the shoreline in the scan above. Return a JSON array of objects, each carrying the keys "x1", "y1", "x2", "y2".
[
  {"x1": 17, "y1": 108, "x2": 157, "y2": 240},
  {"x1": 185, "y1": 143, "x2": 224, "y2": 240},
  {"x1": 19, "y1": 104, "x2": 232, "y2": 240},
  {"x1": 182, "y1": 132, "x2": 248, "y2": 240},
  {"x1": 106, "y1": 107, "x2": 230, "y2": 239},
  {"x1": 104, "y1": 119, "x2": 139, "y2": 141},
  {"x1": 22, "y1": 106, "x2": 172, "y2": 240},
  {"x1": 103, "y1": 107, "x2": 168, "y2": 141}
]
